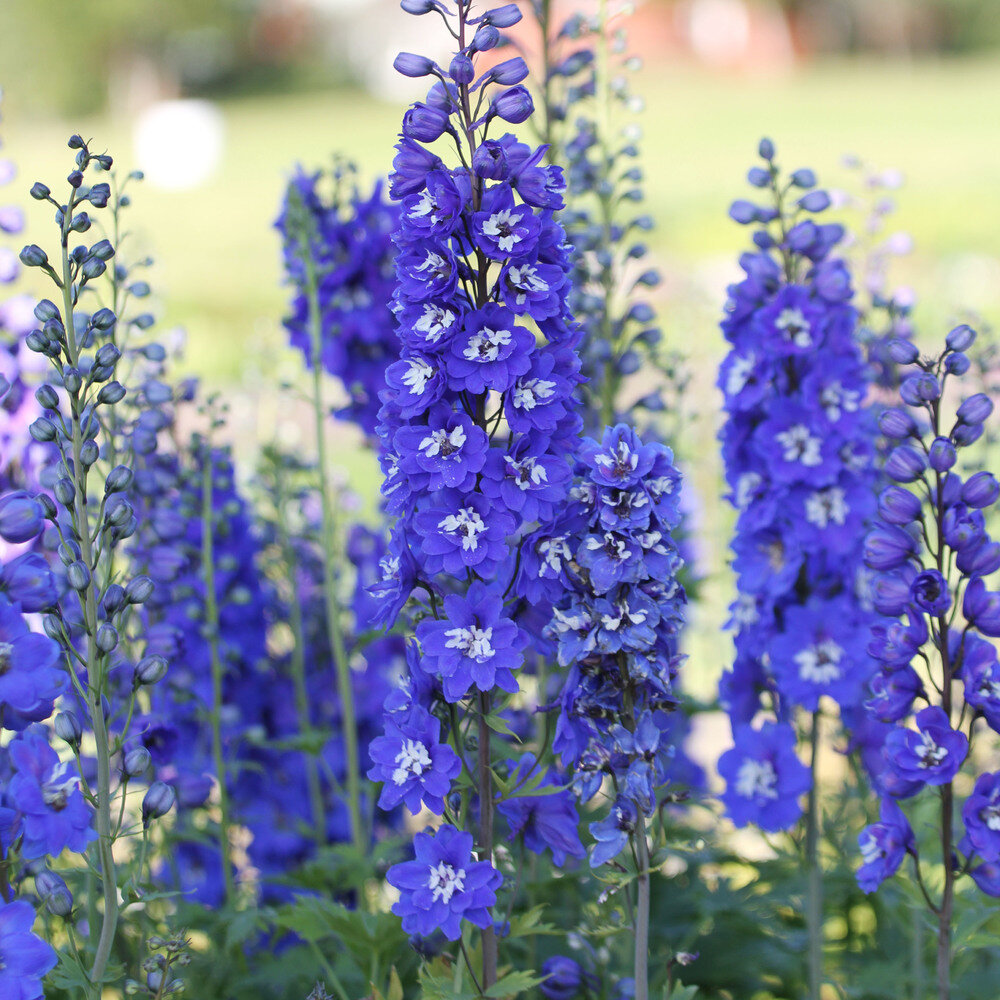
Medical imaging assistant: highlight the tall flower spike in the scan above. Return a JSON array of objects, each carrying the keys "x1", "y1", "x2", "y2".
[
  {"x1": 859, "y1": 324, "x2": 1000, "y2": 998},
  {"x1": 370, "y1": 0, "x2": 583, "y2": 988}
]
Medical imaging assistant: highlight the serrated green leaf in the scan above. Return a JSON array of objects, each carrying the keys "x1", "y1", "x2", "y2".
[{"x1": 484, "y1": 970, "x2": 545, "y2": 997}]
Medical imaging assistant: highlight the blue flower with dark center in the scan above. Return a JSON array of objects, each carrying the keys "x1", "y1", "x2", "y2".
[
  {"x1": 883, "y1": 706, "x2": 968, "y2": 790},
  {"x1": 856, "y1": 797, "x2": 915, "y2": 893}
]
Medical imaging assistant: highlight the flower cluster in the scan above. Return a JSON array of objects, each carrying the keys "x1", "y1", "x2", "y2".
[
  {"x1": 366, "y1": 0, "x2": 590, "y2": 969},
  {"x1": 858, "y1": 326, "x2": 1000, "y2": 902},
  {"x1": 278, "y1": 166, "x2": 399, "y2": 438},
  {"x1": 519, "y1": 423, "x2": 688, "y2": 862},
  {"x1": 716, "y1": 141, "x2": 880, "y2": 830}
]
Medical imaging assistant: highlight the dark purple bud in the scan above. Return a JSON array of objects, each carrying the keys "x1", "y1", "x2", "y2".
[
  {"x1": 449, "y1": 53, "x2": 474, "y2": 84},
  {"x1": 0, "y1": 492, "x2": 45, "y2": 543},
  {"x1": 124, "y1": 746, "x2": 152, "y2": 778},
  {"x1": 885, "y1": 445, "x2": 927, "y2": 484},
  {"x1": 394, "y1": 52, "x2": 435, "y2": 76},
  {"x1": 957, "y1": 538, "x2": 1000, "y2": 577},
  {"x1": 105, "y1": 465, "x2": 133, "y2": 493},
  {"x1": 35, "y1": 870, "x2": 73, "y2": 917},
  {"x1": 472, "y1": 140, "x2": 510, "y2": 180},
  {"x1": 142, "y1": 781, "x2": 176, "y2": 826},
  {"x1": 878, "y1": 486, "x2": 922, "y2": 525},
  {"x1": 29, "y1": 417, "x2": 57, "y2": 443},
  {"x1": 491, "y1": 85, "x2": 534, "y2": 124},
  {"x1": 89, "y1": 239, "x2": 115, "y2": 261},
  {"x1": 103, "y1": 583, "x2": 126, "y2": 613},
  {"x1": 54, "y1": 478, "x2": 75, "y2": 506},
  {"x1": 80, "y1": 439, "x2": 99, "y2": 467},
  {"x1": 402, "y1": 104, "x2": 450, "y2": 143},
  {"x1": 871, "y1": 568, "x2": 917, "y2": 617},
  {"x1": 879, "y1": 407, "x2": 916, "y2": 439},
  {"x1": 135, "y1": 654, "x2": 168, "y2": 686},
  {"x1": 54, "y1": 711, "x2": 82, "y2": 748},
  {"x1": 964, "y1": 578, "x2": 1000, "y2": 637},
  {"x1": 34, "y1": 384, "x2": 59, "y2": 410},
  {"x1": 790, "y1": 167, "x2": 816, "y2": 187},
  {"x1": 758, "y1": 137, "x2": 775, "y2": 160},
  {"x1": 400, "y1": 0, "x2": 437, "y2": 13},
  {"x1": 963, "y1": 472, "x2": 1000, "y2": 509},
  {"x1": 728, "y1": 200, "x2": 758, "y2": 225},
  {"x1": 67, "y1": 134, "x2": 85, "y2": 149},
  {"x1": 928, "y1": 437, "x2": 956, "y2": 472},
  {"x1": 30, "y1": 182, "x2": 51, "y2": 200},
  {"x1": 945, "y1": 352, "x2": 970, "y2": 375},
  {"x1": 798, "y1": 190, "x2": 831, "y2": 212},
  {"x1": 67, "y1": 561, "x2": 91, "y2": 591},
  {"x1": 910, "y1": 569, "x2": 950, "y2": 616},
  {"x1": 91, "y1": 308, "x2": 117, "y2": 332},
  {"x1": 489, "y1": 57, "x2": 529, "y2": 86},
  {"x1": 473, "y1": 25, "x2": 500, "y2": 50},
  {"x1": 888, "y1": 338, "x2": 919, "y2": 364},
  {"x1": 540, "y1": 956, "x2": 586, "y2": 1000},
  {"x1": 946, "y1": 324, "x2": 976, "y2": 352},
  {"x1": 88, "y1": 183, "x2": 111, "y2": 208},
  {"x1": 484, "y1": 4, "x2": 522, "y2": 26},
  {"x1": 957, "y1": 393, "x2": 993, "y2": 425},
  {"x1": 952, "y1": 422, "x2": 984, "y2": 447},
  {"x1": 864, "y1": 525, "x2": 919, "y2": 571}
]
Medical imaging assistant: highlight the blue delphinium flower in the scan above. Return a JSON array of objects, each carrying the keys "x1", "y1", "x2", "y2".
[
  {"x1": 540, "y1": 954, "x2": 598, "y2": 1000},
  {"x1": 716, "y1": 142, "x2": 881, "y2": 828},
  {"x1": 717, "y1": 721, "x2": 811, "y2": 833},
  {"x1": 6, "y1": 726, "x2": 96, "y2": 859},
  {"x1": 0, "y1": 899, "x2": 58, "y2": 1000},
  {"x1": 858, "y1": 324, "x2": 1000, "y2": 985},
  {"x1": 856, "y1": 797, "x2": 915, "y2": 893},
  {"x1": 387, "y1": 825, "x2": 503, "y2": 941},
  {"x1": 278, "y1": 166, "x2": 399, "y2": 439},
  {"x1": 0, "y1": 598, "x2": 64, "y2": 725}
]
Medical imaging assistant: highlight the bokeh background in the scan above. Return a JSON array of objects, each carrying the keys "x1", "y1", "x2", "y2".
[{"x1": 2, "y1": 0, "x2": 999, "y2": 700}]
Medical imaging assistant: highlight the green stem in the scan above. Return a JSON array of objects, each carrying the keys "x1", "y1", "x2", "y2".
[
  {"x1": 200, "y1": 447, "x2": 236, "y2": 902},
  {"x1": 633, "y1": 808, "x2": 650, "y2": 1000},
  {"x1": 806, "y1": 710, "x2": 823, "y2": 1000},
  {"x1": 304, "y1": 254, "x2": 364, "y2": 858},
  {"x1": 478, "y1": 695, "x2": 498, "y2": 990},
  {"x1": 59, "y1": 204, "x2": 118, "y2": 995}
]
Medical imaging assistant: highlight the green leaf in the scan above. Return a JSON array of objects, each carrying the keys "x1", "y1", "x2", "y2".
[{"x1": 484, "y1": 970, "x2": 545, "y2": 997}]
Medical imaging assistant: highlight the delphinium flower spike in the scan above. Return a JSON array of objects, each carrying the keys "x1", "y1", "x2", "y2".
[
  {"x1": 10, "y1": 138, "x2": 175, "y2": 997},
  {"x1": 716, "y1": 140, "x2": 881, "y2": 1000},
  {"x1": 368, "y1": 0, "x2": 584, "y2": 988},
  {"x1": 858, "y1": 324, "x2": 1000, "y2": 1000}
]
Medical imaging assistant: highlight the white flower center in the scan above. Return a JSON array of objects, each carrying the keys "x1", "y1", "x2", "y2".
[
  {"x1": 775, "y1": 307, "x2": 812, "y2": 347},
  {"x1": 736, "y1": 472, "x2": 762, "y2": 510},
  {"x1": 917, "y1": 730, "x2": 947, "y2": 769},
  {"x1": 427, "y1": 861, "x2": 466, "y2": 904},
  {"x1": 483, "y1": 209, "x2": 522, "y2": 252},
  {"x1": 795, "y1": 638, "x2": 843, "y2": 685},
  {"x1": 513, "y1": 378, "x2": 555, "y2": 410},
  {"x1": 595, "y1": 442, "x2": 639, "y2": 480},
  {"x1": 506, "y1": 264, "x2": 547, "y2": 297},
  {"x1": 732, "y1": 594, "x2": 758, "y2": 627},
  {"x1": 776, "y1": 424, "x2": 822, "y2": 466},
  {"x1": 415, "y1": 304, "x2": 455, "y2": 343},
  {"x1": 505, "y1": 456, "x2": 547, "y2": 489},
  {"x1": 805, "y1": 487, "x2": 848, "y2": 528},
  {"x1": 464, "y1": 326, "x2": 512, "y2": 363},
  {"x1": 444, "y1": 624, "x2": 495, "y2": 661},
  {"x1": 859, "y1": 830, "x2": 882, "y2": 865},
  {"x1": 726, "y1": 352, "x2": 756, "y2": 395},
  {"x1": 438, "y1": 508, "x2": 487, "y2": 551},
  {"x1": 419, "y1": 425, "x2": 467, "y2": 459},
  {"x1": 392, "y1": 739, "x2": 431, "y2": 785},
  {"x1": 735, "y1": 758, "x2": 778, "y2": 800},
  {"x1": 402, "y1": 358, "x2": 434, "y2": 396},
  {"x1": 538, "y1": 535, "x2": 571, "y2": 573},
  {"x1": 985, "y1": 804, "x2": 1000, "y2": 831},
  {"x1": 820, "y1": 381, "x2": 860, "y2": 422}
]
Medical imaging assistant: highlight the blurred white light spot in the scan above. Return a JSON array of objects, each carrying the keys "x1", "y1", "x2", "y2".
[
  {"x1": 687, "y1": 0, "x2": 751, "y2": 63},
  {"x1": 133, "y1": 100, "x2": 225, "y2": 191}
]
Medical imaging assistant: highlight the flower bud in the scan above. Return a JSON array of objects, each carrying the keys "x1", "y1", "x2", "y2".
[
  {"x1": 878, "y1": 486, "x2": 922, "y2": 525},
  {"x1": 29, "y1": 417, "x2": 57, "y2": 443},
  {"x1": 30, "y1": 182, "x2": 51, "y2": 200},
  {"x1": 35, "y1": 870, "x2": 73, "y2": 917},
  {"x1": 964, "y1": 578, "x2": 1000, "y2": 638},
  {"x1": 135, "y1": 654, "x2": 168, "y2": 686},
  {"x1": 472, "y1": 25, "x2": 499, "y2": 50},
  {"x1": 124, "y1": 575, "x2": 154, "y2": 605},
  {"x1": 884, "y1": 445, "x2": 926, "y2": 484},
  {"x1": 449, "y1": 53, "x2": 474, "y2": 84},
  {"x1": 489, "y1": 57, "x2": 528, "y2": 86},
  {"x1": 96, "y1": 622, "x2": 119, "y2": 653},
  {"x1": 88, "y1": 183, "x2": 111, "y2": 208},
  {"x1": 124, "y1": 746, "x2": 152, "y2": 778},
  {"x1": 34, "y1": 384, "x2": 59, "y2": 410},
  {"x1": 103, "y1": 583, "x2": 126, "y2": 613},
  {"x1": 963, "y1": 471, "x2": 1000, "y2": 509},
  {"x1": 19, "y1": 244, "x2": 48, "y2": 267},
  {"x1": 80, "y1": 439, "x2": 99, "y2": 466},
  {"x1": 91, "y1": 308, "x2": 117, "y2": 333},
  {"x1": 142, "y1": 781, "x2": 176, "y2": 826},
  {"x1": 97, "y1": 381, "x2": 126, "y2": 405},
  {"x1": 105, "y1": 465, "x2": 134, "y2": 494},
  {"x1": 790, "y1": 167, "x2": 816, "y2": 188},
  {"x1": 928, "y1": 437, "x2": 956, "y2": 472},
  {"x1": 952, "y1": 422, "x2": 984, "y2": 447},
  {"x1": 888, "y1": 338, "x2": 919, "y2": 364},
  {"x1": 490, "y1": 85, "x2": 533, "y2": 124},
  {"x1": 0, "y1": 492, "x2": 45, "y2": 543},
  {"x1": 956, "y1": 393, "x2": 993, "y2": 425},
  {"x1": 864, "y1": 525, "x2": 919, "y2": 571},
  {"x1": 81, "y1": 256, "x2": 106, "y2": 279},
  {"x1": 54, "y1": 711, "x2": 82, "y2": 748},
  {"x1": 957, "y1": 538, "x2": 1000, "y2": 577},
  {"x1": 878, "y1": 407, "x2": 915, "y2": 439},
  {"x1": 870, "y1": 568, "x2": 916, "y2": 617},
  {"x1": 758, "y1": 137, "x2": 775, "y2": 160},
  {"x1": 910, "y1": 569, "x2": 950, "y2": 617},
  {"x1": 484, "y1": 3, "x2": 522, "y2": 26},
  {"x1": 393, "y1": 52, "x2": 436, "y2": 77},
  {"x1": 945, "y1": 352, "x2": 970, "y2": 375},
  {"x1": 402, "y1": 105, "x2": 450, "y2": 143},
  {"x1": 67, "y1": 561, "x2": 91, "y2": 591},
  {"x1": 946, "y1": 324, "x2": 976, "y2": 352},
  {"x1": 798, "y1": 190, "x2": 830, "y2": 212}
]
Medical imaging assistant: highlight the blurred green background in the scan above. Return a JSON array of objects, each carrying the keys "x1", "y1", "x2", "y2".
[{"x1": 2, "y1": 0, "x2": 999, "y2": 696}]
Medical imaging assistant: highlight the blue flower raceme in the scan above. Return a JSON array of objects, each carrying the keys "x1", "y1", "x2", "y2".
[
  {"x1": 716, "y1": 143, "x2": 881, "y2": 830},
  {"x1": 387, "y1": 825, "x2": 502, "y2": 941}
]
